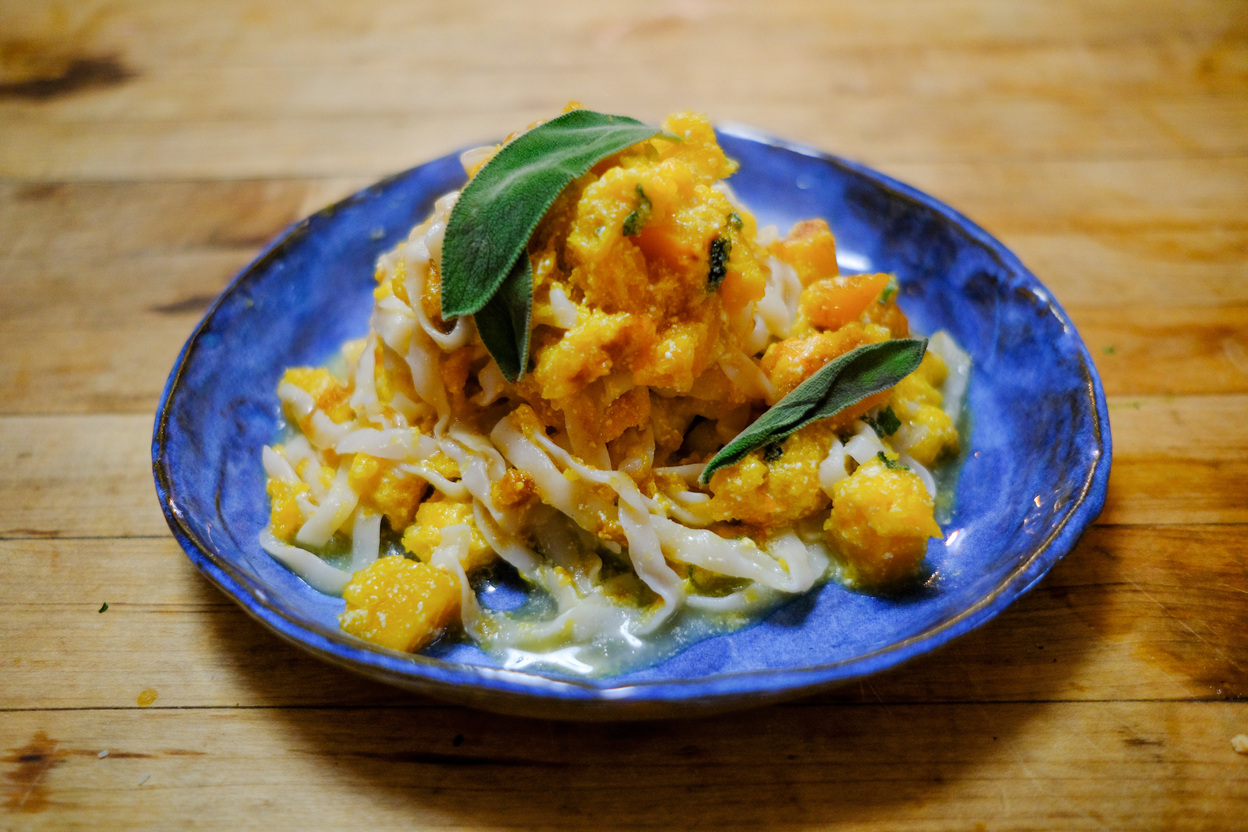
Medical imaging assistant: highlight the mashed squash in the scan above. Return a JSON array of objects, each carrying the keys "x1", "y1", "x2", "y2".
[{"x1": 260, "y1": 108, "x2": 969, "y2": 674}]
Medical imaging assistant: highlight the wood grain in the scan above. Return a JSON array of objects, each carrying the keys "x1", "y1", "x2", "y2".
[
  {"x1": 6, "y1": 102, "x2": 1248, "y2": 180},
  {"x1": 2, "y1": 702, "x2": 1246, "y2": 831},
  {"x1": 3, "y1": 0, "x2": 1247, "y2": 828},
  {"x1": 2, "y1": 3, "x2": 1246, "y2": 179},
  {"x1": 0, "y1": 416, "x2": 167, "y2": 538}
]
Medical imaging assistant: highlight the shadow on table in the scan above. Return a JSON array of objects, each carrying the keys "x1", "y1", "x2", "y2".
[{"x1": 194, "y1": 531, "x2": 1124, "y2": 828}]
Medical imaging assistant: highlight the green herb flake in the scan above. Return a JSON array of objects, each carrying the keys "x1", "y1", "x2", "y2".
[
  {"x1": 879, "y1": 276, "x2": 899, "y2": 305},
  {"x1": 865, "y1": 405, "x2": 902, "y2": 436},
  {"x1": 99, "y1": 602, "x2": 109, "y2": 613},
  {"x1": 440, "y1": 109, "x2": 662, "y2": 379},
  {"x1": 622, "y1": 184, "x2": 652, "y2": 237},
  {"x1": 1103, "y1": 345, "x2": 1116, "y2": 355},
  {"x1": 762, "y1": 440, "x2": 785, "y2": 462},
  {"x1": 700, "y1": 338, "x2": 927, "y2": 483},
  {"x1": 708, "y1": 236, "x2": 732, "y2": 290},
  {"x1": 876, "y1": 451, "x2": 906, "y2": 471},
  {"x1": 727, "y1": 211, "x2": 744, "y2": 230}
]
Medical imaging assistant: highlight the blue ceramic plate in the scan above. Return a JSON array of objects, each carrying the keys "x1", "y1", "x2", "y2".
[{"x1": 153, "y1": 125, "x2": 1110, "y2": 719}]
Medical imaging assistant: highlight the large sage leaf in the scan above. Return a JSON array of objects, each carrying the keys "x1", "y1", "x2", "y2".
[
  {"x1": 441, "y1": 109, "x2": 660, "y2": 318},
  {"x1": 699, "y1": 338, "x2": 928, "y2": 483}
]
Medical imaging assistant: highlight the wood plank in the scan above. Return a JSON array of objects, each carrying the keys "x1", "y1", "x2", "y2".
[
  {"x1": 885, "y1": 158, "x2": 1248, "y2": 237},
  {"x1": 890, "y1": 159, "x2": 1248, "y2": 309},
  {"x1": 5, "y1": 96, "x2": 1248, "y2": 180},
  {"x1": 0, "y1": 252, "x2": 248, "y2": 416},
  {"x1": 0, "y1": 415, "x2": 168, "y2": 539},
  {"x1": 1107, "y1": 395, "x2": 1248, "y2": 461},
  {"x1": 1, "y1": 169, "x2": 1244, "y2": 296},
  {"x1": 1106, "y1": 457, "x2": 1248, "y2": 526},
  {"x1": 2, "y1": 701, "x2": 1245, "y2": 830},
  {"x1": 1103, "y1": 394, "x2": 1248, "y2": 525},
  {"x1": 1006, "y1": 229, "x2": 1248, "y2": 309},
  {"x1": 3, "y1": 33, "x2": 1247, "y2": 117},
  {"x1": 0, "y1": 179, "x2": 371, "y2": 261},
  {"x1": 3, "y1": 0, "x2": 1245, "y2": 181},
  {"x1": 3, "y1": 0, "x2": 1245, "y2": 70},
  {"x1": 1, "y1": 524, "x2": 1243, "y2": 710},
  {"x1": 0, "y1": 180, "x2": 371, "y2": 418},
  {"x1": 1069, "y1": 305, "x2": 1248, "y2": 396},
  {"x1": 0, "y1": 537, "x2": 412, "y2": 712}
]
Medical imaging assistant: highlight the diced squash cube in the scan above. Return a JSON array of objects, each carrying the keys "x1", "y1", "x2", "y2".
[
  {"x1": 760, "y1": 322, "x2": 890, "y2": 402},
  {"x1": 889, "y1": 352, "x2": 959, "y2": 466},
  {"x1": 900, "y1": 403, "x2": 960, "y2": 467},
  {"x1": 705, "y1": 421, "x2": 837, "y2": 527},
  {"x1": 800, "y1": 272, "x2": 891, "y2": 331},
  {"x1": 348, "y1": 454, "x2": 428, "y2": 530},
  {"x1": 491, "y1": 468, "x2": 538, "y2": 511},
  {"x1": 717, "y1": 244, "x2": 768, "y2": 317},
  {"x1": 339, "y1": 556, "x2": 460, "y2": 652},
  {"x1": 825, "y1": 456, "x2": 942, "y2": 587},
  {"x1": 771, "y1": 219, "x2": 839, "y2": 286},
  {"x1": 282, "y1": 367, "x2": 354, "y2": 423},
  {"x1": 266, "y1": 478, "x2": 309, "y2": 542},
  {"x1": 534, "y1": 310, "x2": 654, "y2": 400}
]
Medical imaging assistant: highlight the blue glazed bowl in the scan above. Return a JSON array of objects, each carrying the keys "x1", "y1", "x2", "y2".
[{"x1": 152, "y1": 125, "x2": 1111, "y2": 719}]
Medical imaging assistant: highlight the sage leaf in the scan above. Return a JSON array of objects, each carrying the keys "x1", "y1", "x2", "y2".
[
  {"x1": 699, "y1": 338, "x2": 928, "y2": 484},
  {"x1": 473, "y1": 253, "x2": 533, "y2": 382},
  {"x1": 441, "y1": 109, "x2": 661, "y2": 319}
]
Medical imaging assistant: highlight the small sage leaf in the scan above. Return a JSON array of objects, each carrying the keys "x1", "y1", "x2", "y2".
[
  {"x1": 441, "y1": 110, "x2": 661, "y2": 319},
  {"x1": 699, "y1": 338, "x2": 928, "y2": 483},
  {"x1": 473, "y1": 253, "x2": 533, "y2": 382}
]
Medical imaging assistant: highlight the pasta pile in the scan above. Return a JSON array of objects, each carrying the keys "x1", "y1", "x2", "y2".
[{"x1": 261, "y1": 111, "x2": 968, "y2": 675}]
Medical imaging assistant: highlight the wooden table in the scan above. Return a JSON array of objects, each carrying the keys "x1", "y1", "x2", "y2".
[{"x1": 2, "y1": 1, "x2": 1245, "y2": 828}]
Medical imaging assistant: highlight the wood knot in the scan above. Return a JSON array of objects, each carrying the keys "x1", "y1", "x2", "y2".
[{"x1": 0, "y1": 40, "x2": 135, "y2": 101}]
